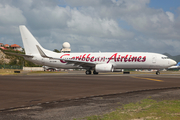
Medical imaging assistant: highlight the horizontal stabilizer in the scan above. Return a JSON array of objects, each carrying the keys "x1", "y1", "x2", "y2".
[{"x1": 5, "y1": 52, "x2": 33, "y2": 58}]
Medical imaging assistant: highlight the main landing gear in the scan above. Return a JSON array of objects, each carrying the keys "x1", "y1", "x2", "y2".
[
  {"x1": 85, "y1": 70, "x2": 91, "y2": 75},
  {"x1": 85, "y1": 70, "x2": 98, "y2": 75},
  {"x1": 93, "y1": 70, "x2": 98, "y2": 75},
  {"x1": 156, "y1": 71, "x2": 160, "y2": 75}
]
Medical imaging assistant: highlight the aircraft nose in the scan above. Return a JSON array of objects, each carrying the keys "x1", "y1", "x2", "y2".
[{"x1": 170, "y1": 59, "x2": 177, "y2": 66}]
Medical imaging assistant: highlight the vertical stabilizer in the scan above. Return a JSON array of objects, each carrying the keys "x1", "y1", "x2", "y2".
[
  {"x1": 19, "y1": 25, "x2": 43, "y2": 55},
  {"x1": 177, "y1": 62, "x2": 180, "y2": 66}
]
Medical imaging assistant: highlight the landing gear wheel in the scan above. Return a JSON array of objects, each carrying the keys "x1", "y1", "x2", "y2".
[
  {"x1": 85, "y1": 70, "x2": 91, "y2": 75},
  {"x1": 156, "y1": 71, "x2": 160, "y2": 75},
  {"x1": 93, "y1": 70, "x2": 98, "y2": 75}
]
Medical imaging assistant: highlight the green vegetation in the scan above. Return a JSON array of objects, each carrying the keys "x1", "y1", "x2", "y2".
[
  {"x1": 53, "y1": 49, "x2": 61, "y2": 53},
  {"x1": 164, "y1": 53, "x2": 180, "y2": 62},
  {"x1": 28, "y1": 71, "x2": 67, "y2": 74},
  {"x1": 78, "y1": 99, "x2": 180, "y2": 120},
  {"x1": 0, "y1": 69, "x2": 23, "y2": 75},
  {"x1": 0, "y1": 48, "x2": 41, "y2": 68},
  {"x1": 0, "y1": 69, "x2": 68, "y2": 75}
]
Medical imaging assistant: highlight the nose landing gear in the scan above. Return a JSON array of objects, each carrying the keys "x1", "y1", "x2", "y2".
[{"x1": 156, "y1": 71, "x2": 160, "y2": 75}]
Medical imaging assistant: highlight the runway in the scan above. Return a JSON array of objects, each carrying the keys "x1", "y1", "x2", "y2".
[{"x1": 0, "y1": 72, "x2": 180, "y2": 110}]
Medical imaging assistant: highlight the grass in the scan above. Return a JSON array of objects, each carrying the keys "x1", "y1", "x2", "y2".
[
  {"x1": 0, "y1": 69, "x2": 179, "y2": 75},
  {"x1": 100, "y1": 71, "x2": 180, "y2": 75},
  {"x1": 0, "y1": 69, "x2": 68, "y2": 75},
  {"x1": 77, "y1": 99, "x2": 180, "y2": 120},
  {"x1": 0, "y1": 69, "x2": 22, "y2": 75},
  {"x1": 28, "y1": 71, "x2": 67, "y2": 74}
]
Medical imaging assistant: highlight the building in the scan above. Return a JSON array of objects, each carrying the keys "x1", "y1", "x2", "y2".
[
  {"x1": 0, "y1": 43, "x2": 23, "y2": 51},
  {"x1": 4, "y1": 44, "x2": 10, "y2": 48},
  {"x1": 0, "y1": 43, "x2": 3, "y2": 47},
  {"x1": 10, "y1": 44, "x2": 23, "y2": 51},
  {"x1": 60, "y1": 42, "x2": 71, "y2": 53},
  {"x1": 0, "y1": 47, "x2": 8, "y2": 50}
]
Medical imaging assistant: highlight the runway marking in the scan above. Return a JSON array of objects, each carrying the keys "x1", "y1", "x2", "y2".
[{"x1": 131, "y1": 76, "x2": 164, "y2": 82}]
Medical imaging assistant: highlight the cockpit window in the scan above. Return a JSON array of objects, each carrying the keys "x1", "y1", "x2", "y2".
[{"x1": 162, "y1": 57, "x2": 169, "y2": 59}]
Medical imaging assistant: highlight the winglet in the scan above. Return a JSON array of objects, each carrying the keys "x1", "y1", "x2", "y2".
[
  {"x1": 36, "y1": 45, "x2": 51, "y2": 58},
  {"x1": 177, "y1": 62, "x2": 180, "y2": 66}
]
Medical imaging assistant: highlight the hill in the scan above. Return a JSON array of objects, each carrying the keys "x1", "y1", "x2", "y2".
[
  {"x1": 163, "y1": 53, "x2": 180, "y2": 62},
  {"x1": 0, "y1": 49, "x2": 41, "y2": 67},
  {"x1": 0, "y1": 49, "x2": 11, "y2": 64}
]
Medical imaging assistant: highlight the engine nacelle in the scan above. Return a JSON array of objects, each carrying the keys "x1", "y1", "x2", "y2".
[{"x1": 95, "y1": 64, "x2": 113, "y2": 72}]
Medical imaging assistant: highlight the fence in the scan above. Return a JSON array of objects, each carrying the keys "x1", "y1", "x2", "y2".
[{"x1": 0, "y1": 64, "x2": 23, "y2": 69}]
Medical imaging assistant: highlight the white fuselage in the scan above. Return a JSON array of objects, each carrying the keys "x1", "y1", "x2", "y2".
[
  {"x1": 25, "y1": 52, "x2": 176, "y2": 69},
  {"x1": 19, "y1": 25, "x2": 177, "y2": 74}
]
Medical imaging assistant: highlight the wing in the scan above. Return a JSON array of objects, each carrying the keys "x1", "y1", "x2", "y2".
[{"x1": 36, "y1": 45, "x2": 96, "y2": 68}]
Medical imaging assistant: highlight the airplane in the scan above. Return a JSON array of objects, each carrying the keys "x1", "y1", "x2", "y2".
[
  {"x1": 168, "y1": 62, "x2": 180, "y2": 69},
  {"x1": 15, "y1": 25, "x2": 177, "y2": 75}
]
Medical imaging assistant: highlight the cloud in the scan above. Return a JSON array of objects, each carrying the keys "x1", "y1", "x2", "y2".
[
  {"x1": 0, "y1": 0, "x2": 180, "y2": 55},
  {"x1": 26, "y1": 6, "x2": 71, "y2": 29},
  {"x1": 66, "y1": 9, "x2": 134, "y2": 39},
  {"x1": 166, "y1": 11, "x2": 174, "y2": 22},
  {"x1": 0, "y1": 4, "x2": 24, "y2": 25},
  {"x1": 0, "y1": 3, "x2": 26, "y2": 34}
]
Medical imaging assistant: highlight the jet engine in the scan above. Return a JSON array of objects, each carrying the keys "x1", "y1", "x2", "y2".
[{"x1": 95, "y1": 64, "x2": 113, "y2": 72}]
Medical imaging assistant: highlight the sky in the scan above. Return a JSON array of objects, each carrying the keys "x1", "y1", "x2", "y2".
[{"x1": 0, "y1": 0, "x2": 180, "y2": 55}]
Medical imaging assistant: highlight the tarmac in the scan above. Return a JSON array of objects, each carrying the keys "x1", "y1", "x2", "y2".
[{"x1": 0, "y1": 71, "x2": 180, "y2": 119}]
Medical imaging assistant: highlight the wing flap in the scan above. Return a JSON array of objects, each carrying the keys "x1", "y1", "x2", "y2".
[{"x1": 36, "y1": 45, "x2": 96, "y2": 68}]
